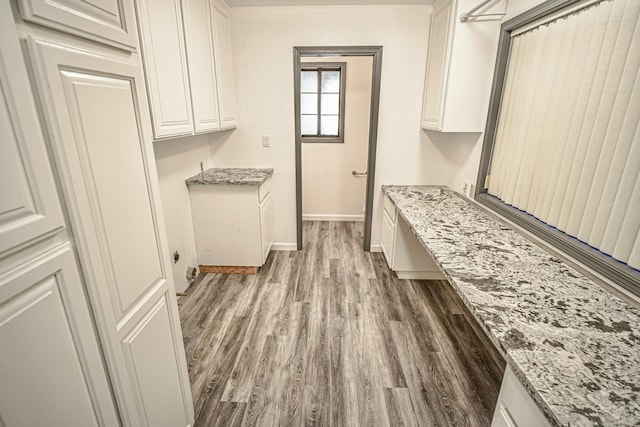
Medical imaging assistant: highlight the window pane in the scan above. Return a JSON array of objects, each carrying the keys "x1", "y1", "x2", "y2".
[
  {"x1": 301, "y1": 71, "x2": 318, "y2": 93},
  {"x1": 320, "y1": 115, "x2": 339, "y2": 136},
  {"x1": 301, "y1": 114, "x2": 318, "y2": 135},
  {"x1": 321, "y1": 93, "x2": 339, "y2": 115},
  {"x1": 321, "y1": 70, "x2": 340, "y2": 93},
  {"x1": 301, "y1": 93, "x2": 317, "y2": 114}
]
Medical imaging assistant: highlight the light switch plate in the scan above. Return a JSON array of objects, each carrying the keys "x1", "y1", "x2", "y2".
[{"x1": 262, "y1": 135, "x2": 270, "y2": 147}]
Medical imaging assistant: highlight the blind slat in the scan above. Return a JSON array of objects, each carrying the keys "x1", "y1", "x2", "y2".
[{"x1": 486, "y1": 0, "x2": 640, "y2": 273}]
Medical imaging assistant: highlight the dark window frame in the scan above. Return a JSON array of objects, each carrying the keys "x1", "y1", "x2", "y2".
[
  {"x1": 299, "y1": 62, "x2": 346, "y2": 143},
  {"x1": 474, "y1": 0, "x2": 640, "y2": 298}
]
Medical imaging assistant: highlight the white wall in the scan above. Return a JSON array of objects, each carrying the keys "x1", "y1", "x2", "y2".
[
  {"x1": 153, "y1": 134, "x2": 214, "y2": 293},
  {"x1": 302, "y1": 55, "x2": 373, "y2": 221},
  {"x1": 210, "y1": 5, "x2": 467, "y2": 247}
]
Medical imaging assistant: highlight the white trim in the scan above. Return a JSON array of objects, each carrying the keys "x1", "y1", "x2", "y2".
[
  {"x1": 396, "y1": 271, "x2": 445, "y2": 280},
  {"x1": 271, "y1": 243, "x2": 297, "y2": 251},
  {"x1": 369, "y1": 244, "x2": 382, "y2": 253},
  {"x1": 303, "y1": 214, "x2": 364, "y2": 222}
]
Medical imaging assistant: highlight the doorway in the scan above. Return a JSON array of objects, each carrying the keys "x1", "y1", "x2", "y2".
[{"x1": 293, "y1": 46, "x2": 383, "y2": 251}]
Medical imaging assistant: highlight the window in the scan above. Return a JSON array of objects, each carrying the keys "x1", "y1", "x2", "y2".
[
  {"x1": 300, "y1": 62, "x2": 346, "y2": 143},
  {"x1": 476, "y1": 0, "x2": 640, "y2": 296}
]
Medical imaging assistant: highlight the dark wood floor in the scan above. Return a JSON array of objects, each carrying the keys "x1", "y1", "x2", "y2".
[{"x1": 178, "y1": 221, "x2": 505, "y2": 426}]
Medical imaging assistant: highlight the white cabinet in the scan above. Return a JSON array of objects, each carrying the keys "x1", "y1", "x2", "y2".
[
  {"x1": 27, "y1": 37, "x2": 194, "y2": 427},
  {"x1": 421, "y1": 0, "x2": 502, "y2": 132},
  {"x1": 16, "y1": 0, "x2": 138, "y2": 51},
  {"x1": 189, "y1": 179, "x2": 273, "y2": 267},
  {"x1": 380, "y1": 193, "x2": 444, "y2": 280},
  {"x1": 210, "y1": 1, "x2": 238, "y2": 130},
  {"x1": 137, "y1": 0, "x2": 237, "y2": 139},
  {"x1": 492, "y1": 367, "x2": 551, "y2": 427},
  {"x1": 0, "y1": 6, "x2": 119, "y2": 424},
  {"x1": 136, "y1": 0, "x2": 194, "y2": 138},
  {"x1": 182, "y1": 0, "x2": 221, "y2": 133}
]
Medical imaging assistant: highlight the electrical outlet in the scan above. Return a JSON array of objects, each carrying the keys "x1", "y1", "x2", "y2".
[
  {"x1": 462, "y1": 182, "x2": 470, "y2": 197},
  {"x1": 262, "y1": 135, "x2": 270, "y2": 148},
  {"x1": 462, "y1": 181, "x2": 475, "y2": 198}
]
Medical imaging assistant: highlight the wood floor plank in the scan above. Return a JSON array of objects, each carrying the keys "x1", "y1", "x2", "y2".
[{"x1": 179, "y1": 221, "x2": 505, "y2": 427}]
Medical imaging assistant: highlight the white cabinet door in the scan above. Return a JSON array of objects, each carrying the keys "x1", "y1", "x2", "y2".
[
  {"x1": 0, "y1": 245, "x2": 119, "y2": 427},
  {"x1": 182, "y1": 0, "x2": 221, "y2": 133},
  {"x1": 259, "y1": 192, "x2": 273, "y2": 263},
  {"x1": 211, "y1": 1, "x2": 238, "y2": 130},
  {"x1": 27, "y1": 38, "x2": 194, "y2": 427},
  {"x1": 381, "y1": 209, "x2": 396, "y2": 266},
  {"x1": 16, "y1": 0, "x2": 138, "y2": 51},
  {"x1": 421, "y1": 0, "x2": 453, "y2": 131},
  {"x1": 0, "y1": 6, "x2": 65, "y2": 256},
  {"x1": 137, "y1": 0, "x2": 194, "y2": 139}
]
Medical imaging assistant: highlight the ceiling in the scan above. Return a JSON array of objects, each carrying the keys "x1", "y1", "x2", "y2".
[{"x1": 225, "y1": 0, "x2": 434, "y2": 6}]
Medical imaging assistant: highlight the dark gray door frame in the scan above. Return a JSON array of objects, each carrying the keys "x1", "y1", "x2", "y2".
[{"x1": 293, "y1": 45, "x2": 383, "y2": 251}]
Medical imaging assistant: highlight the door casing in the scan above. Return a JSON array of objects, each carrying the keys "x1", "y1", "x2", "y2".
[{"x1": 293, "y1": 46, "x2": 383, "y2": 251}]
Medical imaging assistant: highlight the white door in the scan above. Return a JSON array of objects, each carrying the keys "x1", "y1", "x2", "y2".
[
  {"x1": 0, "y1": 4, "x2": 119, "y2": 425},
  {"x1": 26, "y1": 37, "x2": 194, "y2": 427}
]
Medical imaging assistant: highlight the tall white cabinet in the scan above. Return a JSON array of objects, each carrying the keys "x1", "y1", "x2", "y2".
[
  {"x1": 137, "y1": 0, "x2": 237, "y2": 139},
  {"x1": 0, "y1": 2, "x2": 119, "y2": 425},
  {"x1": 3, "y1": 0, "x2": 195, "y2": 425}
]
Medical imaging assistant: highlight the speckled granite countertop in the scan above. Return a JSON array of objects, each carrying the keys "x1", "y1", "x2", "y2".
[
  {"x1": 185, "y1": 168, "x2": 273, "y2": 186},
  {"x1": 382, "y1": 185, "x2": 640, "y2": 426}
]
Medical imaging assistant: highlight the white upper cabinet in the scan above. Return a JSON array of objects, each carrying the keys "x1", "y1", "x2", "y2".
[
  {"x1": 210, "y1": 1, "x2": 238, "y2": 130},
  {"x1": 137, "y1": 0, "x2": 237, "y2": 139},
  {"x1": 182, "y1": 0, "x2": 221, "y2": 133},
  {"x1": 421, "y1": 0, "x2": 502, "y2": 132},
  {"x1": 16, "y1": 0, "x2": 138, "y2": 51},
  {"x1": 136, "y1": 0, "x2": 195, "y2": 139}
]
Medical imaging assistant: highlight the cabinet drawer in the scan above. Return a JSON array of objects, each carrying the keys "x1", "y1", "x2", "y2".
[
  {"x1": 259, "y1": 178, "x2": 272, "y2": 203},
  {"x1": 383, "y1": 193, "x2": 397, "y2": 224}
]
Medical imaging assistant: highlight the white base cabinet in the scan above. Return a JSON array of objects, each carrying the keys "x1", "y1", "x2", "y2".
[
  {"x1": 492, "y1": 367, "x2": 551, "y2": 427},
  {"x1": 189, "y1": 179, "x2": 273, "y2": 267},
  {"x1": 381, "y1": 193, "x2": 444, "y2": 280}
]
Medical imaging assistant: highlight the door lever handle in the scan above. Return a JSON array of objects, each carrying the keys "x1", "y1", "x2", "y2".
[{"x1": 352, "y1": 170, "x2": 367, "y2": 177}]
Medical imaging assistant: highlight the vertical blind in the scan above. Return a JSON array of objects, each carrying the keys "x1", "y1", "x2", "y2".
[{"x1": 487, "y1": 0, "x2": 640, "y2": 270}]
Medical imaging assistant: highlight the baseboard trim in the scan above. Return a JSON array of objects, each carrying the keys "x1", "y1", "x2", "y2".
[
  {"x1": 271, "y1": 243, "x2": 297, "y2": 251},
  {"x1": 396, "y1": 271, "x2": 445, "y2": 280},
  {"x1": 369, "y1": 244, "x2": 382, "y2": 252},
  {"x1": 303, "y1": 214, "x2": 364, "y2": 222}
]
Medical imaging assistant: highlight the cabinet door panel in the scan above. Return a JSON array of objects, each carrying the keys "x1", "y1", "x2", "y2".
[
  {"x1": 381, "y1": 209, "x2": 395, "y2": 266},
  {"x1": 421, "y1": 0, "x2": 453, "y2": 130},
  {"x1": 0, "y1": 6, "x2": 64, "y2": 256},
  {"x1": 0, "y1": 246, "x2": 119, "y2": 427},
  {"x1": 17, "y1": 0, "x2": 137, "y2": 51},
  {"x1": 211, "y1": 1, "x2": 237, "y2": 130},
  {"x1": 137, "y1": 0, "x2": 194, "y2": 138},
  {"x1": 27, "y1": 38, "x2": 194, "y2": 427},
  {"x1": 58, "y1": 70, "x2": 163, "y2": 313},
  {"x1": 123, "y1": 295, "x2": 189, "y2": 427},
  {"x1": 259, "y1": 192, "x2": 273, "y2": 263},
  {"x1": 183, "y1": 0, "x2": 221, "y2": 133}
]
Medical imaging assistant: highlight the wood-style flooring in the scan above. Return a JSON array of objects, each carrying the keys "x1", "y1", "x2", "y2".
[{"x1": 178, "y1": 221, "x2": 505, "y2": 426}]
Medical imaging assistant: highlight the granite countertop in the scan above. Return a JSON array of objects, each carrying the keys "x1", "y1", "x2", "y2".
[
  {"x1": 382, "y1": 185, "x2": 640, "y2": 426},
  {"x1": 185, "y1": 168, "x2": 273, "y2": 186}
]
